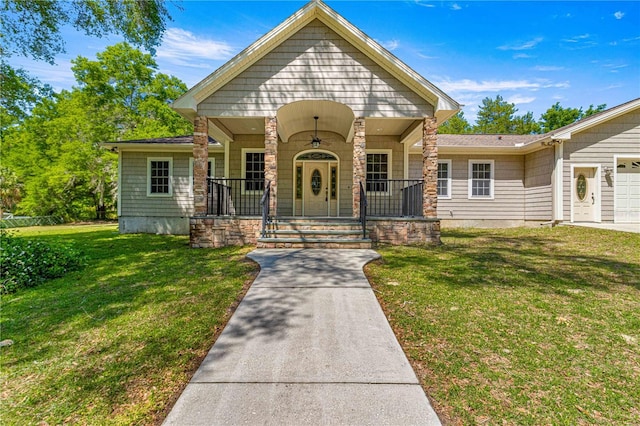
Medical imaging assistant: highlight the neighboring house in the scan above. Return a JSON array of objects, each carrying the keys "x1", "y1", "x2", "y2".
[{"x1": 104, "y1": 1, "x2": 640, "y2": 247}]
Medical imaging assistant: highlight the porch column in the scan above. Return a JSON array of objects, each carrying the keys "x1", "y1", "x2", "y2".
[
  {"x1": 193, "y1": 116, "x2": 209, "y2": 216},
  {"x1": 422, "y1": 116, "x2": 438, "y2": 218},
  {"x1": 352, "y1": 117, "x2": 366, "y2": 218},
  {"x1": 265, "y1": 116, "x2": 278, "y2": 215}
]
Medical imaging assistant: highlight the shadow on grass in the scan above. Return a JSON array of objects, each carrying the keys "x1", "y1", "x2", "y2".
[
  {"x1": 377, "y1": 228, "x2": 640, "y2": 294},
  {"x1": 1, "y1": 228, "x2": 256, "y2": 406}
]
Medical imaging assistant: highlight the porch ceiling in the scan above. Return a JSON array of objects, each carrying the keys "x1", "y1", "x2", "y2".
[{"x1": 210, "y1": 115, "x2": 421, "y2": 142}]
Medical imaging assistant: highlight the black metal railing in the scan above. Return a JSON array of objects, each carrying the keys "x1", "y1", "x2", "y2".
[
  {"x1": 359, "y1": 181, "x2": 367, "y2": 239},
  {"x1": 207, "y1": 178, "x2": 264, "y2": 216},
  {"x1": 261, "y1": 181, "x2": 271, "y2": 238},
  {"x1": 365, "y1": 179, "x2": 424, "y2": 217}
]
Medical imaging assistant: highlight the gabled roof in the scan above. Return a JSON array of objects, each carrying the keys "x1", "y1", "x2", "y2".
[{"x1": 172, "y1": 0, "x2": 459, "y2": 123}]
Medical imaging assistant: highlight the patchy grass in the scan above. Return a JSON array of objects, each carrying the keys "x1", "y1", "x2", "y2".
[
  {"x1": 1, "y1": 224, "x2": 258, "y2": 425},
  {"x1": 366, "y1": 226, "x2": 640, "y2": 425}
]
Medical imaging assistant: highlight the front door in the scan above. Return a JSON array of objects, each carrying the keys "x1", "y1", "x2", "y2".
[
  {"x1": 303, "y1": 162, "x2": 329, "y2": 216},
  {"x1": 573, "y1": 167, "x2": 597, "y2": 222}
]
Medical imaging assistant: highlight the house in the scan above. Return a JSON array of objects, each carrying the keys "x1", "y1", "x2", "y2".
[{"x1": 104, "y1": 1, "x2": 640, "y2": 248}]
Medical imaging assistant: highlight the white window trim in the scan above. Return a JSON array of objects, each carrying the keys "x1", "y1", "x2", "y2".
[
  {"x1": 468, "y1": 159, "x2": 494, "y2": 200},
  {"x1": 147, "y1": 157, "x2": 173, "y2": 197},
  {"x1": 189, "y1": 157, "x2": 216, "y2": 196},
  {"x1": 241, "y1": 148, "x2": 265, "y2": 195},
  {"x1": 365, "y1": 149, "x2": 393, "y2": 195},
  {"x1": 437, "y1": 159, "x2": 452, "y2": 200}
]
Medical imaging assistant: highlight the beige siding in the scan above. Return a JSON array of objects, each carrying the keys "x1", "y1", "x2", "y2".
[
  {"x1": 231, "y1": 133, "x2": 403, "y2": 216},
  {"x1": 410, "y1": 154, "x2": 526, "y2": 220},
  {"x1": 562, "y1": 110, "x2": 640, "y2": 221},
  {"x1": 199, "y1": 20, "x2": 433, "y2": 118},
  {"x1": 120, "y1": 152, "x2": 194, "y2": 217},
  {"x1": 524, "y1": 148, "x2": 553, "y2": 221}
]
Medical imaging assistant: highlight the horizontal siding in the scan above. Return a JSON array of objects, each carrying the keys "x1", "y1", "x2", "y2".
[
  {"x1": 524, "y1": 148, "x2": 553, "y2": 220},
  {"x1": 199, "y1": 19, "x2": 433, "y2": 118},
  {"x1": 120, "y1": 152, "x2": 194, "y2": 217},
  {"x1": 563, "y1": 110, "x2": 640, "y2": 221},
  {"x1": 410, "y1": 154, "x2": 526, "y2": 220}
]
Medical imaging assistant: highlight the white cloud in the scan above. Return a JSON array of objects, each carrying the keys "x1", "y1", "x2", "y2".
[
  {"x1": 435, "y1": 79, "x2": 543, "y2": 93},
  {"x1": 451, "y1": 3, "x2": 462, "y2": 11},
  {"x1": 380, "y1": 39, "x2": 400, "y2": 51},
  {"x1": 414, "y1": 1, "x2": 436, "y2": 8},
  {"x1": 498, "y1": 37, "x2": 543, "y2": 51},
  {"x1": 514, "y1": 53, "x2": 534, "y2": 59},
  {"x1": 507, "y1": 95, "x2": 536, "y2": 105},
  {"x1": 562, "y1": 33, "x2": 590, "y2": 43},
  {"x1": 534, "y1": 65, "x2": 565, "y2": 71},
  {"x1": 614, "y1": 11, "x2": 625, "y2": 20},
  {"x1": 156, "y1": 28, "x2": 235, "y2": 67}
]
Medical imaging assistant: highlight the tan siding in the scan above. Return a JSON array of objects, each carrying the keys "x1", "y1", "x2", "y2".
[
  {"x1": 562, "y1": 110, "x2": 640, "y2": 221},
  {"x1": 434, "y1": 155, "x2": 525, "y2": 220},
  {"x1": 199, "y1": 20, "x2": 433, "y2": 118},
  {"x1": 120, "y1": 152, "x2": 194, "y2": 217},
  {"x1": 524, "y1": 148, "x2": 553, "y2": 220}
]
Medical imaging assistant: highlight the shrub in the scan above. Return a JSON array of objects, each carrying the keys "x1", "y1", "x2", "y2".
[{"x1": 0, "y1": 231, "x2": 85, "y2": 294}]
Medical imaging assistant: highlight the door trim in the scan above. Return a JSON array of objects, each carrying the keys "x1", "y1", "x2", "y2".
[
  {"x1": 570, "y1": 164, "x2": 601, "y2": 223},
  {"x1": 293, "y1": 150, "x2": 340, "y2": 217}
]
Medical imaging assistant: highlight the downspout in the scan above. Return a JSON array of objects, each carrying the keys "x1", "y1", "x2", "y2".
[{"x1": 552, "y1": 140, "x2": 564, "y2": 222}]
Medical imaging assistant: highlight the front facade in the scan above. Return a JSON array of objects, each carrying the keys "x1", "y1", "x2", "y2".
[{"x1": 105, "y1": 2, "x2": 639, "y2": 246}]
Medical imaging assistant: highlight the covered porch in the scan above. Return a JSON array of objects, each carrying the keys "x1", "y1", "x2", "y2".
[{"x1": 188, "y1": 101, "x2": 442, "y2": 248}]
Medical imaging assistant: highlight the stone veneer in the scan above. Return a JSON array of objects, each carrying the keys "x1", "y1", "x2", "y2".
[
  {"x1": 190, "y1": 217, "x2": 262, "y2": 248},
  {"x1": 367, "y1": 218, "x2": 440, "y2": 245},
  {"x1": 190, "y1": 216, "x2": 440, "y2": 248},
  {"x1": 422, "y1": 117, "x2": 438, "y2": 218},
  {"x1": 264, "y1": 117, "x2": 278, "y2": 215},
  {"x1": 193, "y1": 116, "x2": 209, "y2": 216},
  {"x1": 352, "y1": 117, "x2": 366, "y2": 218}
]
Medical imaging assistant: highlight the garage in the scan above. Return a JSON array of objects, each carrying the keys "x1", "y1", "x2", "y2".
[{"x1": 615, "y1": 158, "x2": 640, "y2": 223}]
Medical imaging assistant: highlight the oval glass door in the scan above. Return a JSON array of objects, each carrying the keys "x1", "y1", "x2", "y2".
[{"x1": 311, "y1": 169, "x2": 322, "y2": 195}]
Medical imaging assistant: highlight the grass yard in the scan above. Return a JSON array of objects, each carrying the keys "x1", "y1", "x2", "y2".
[
  {"x1": 1, "y1": 224, "x2": 258, "y2": 425},
  {"x1": 366, "y1": 226, "x2": 640, "y2": 425}
]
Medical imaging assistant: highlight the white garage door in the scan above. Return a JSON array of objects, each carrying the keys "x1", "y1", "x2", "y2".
[{"x1": 615, "y1": 158, "x2": 640, "y2": 223}]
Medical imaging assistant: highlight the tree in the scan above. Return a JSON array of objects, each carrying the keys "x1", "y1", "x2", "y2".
[
  {"x1": 3, "y1": 43, "x2": 192, "y2": 221},
  {"x1": 1, "y1": 0, "x2": 170, "y2": 64},
  {"x1": 473, "y1": 95, "x2": 519, "y2": 134},
  {"x1": 513, "y1": 111, "x2": 541, "y2": 135},
  {"x1": 0, "y1": 166, "x2": 22, "y2": 216},
  {"x1": 0, "y1": 62, "x2": 52, "y2": 138},
  {"x1": 540, "y1": 102, "x2": 608, "y2": 132},
  {"x1": 439, "y1": 111, "x2": 472, "y2": 134}
]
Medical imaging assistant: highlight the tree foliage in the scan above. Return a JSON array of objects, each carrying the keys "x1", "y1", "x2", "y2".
[
  {"x1": 2, "y1": 43, "x2": 192, "y2": 221},
  {"x1": 1, "y1": 0, "x2": 170, "y2": 64},
  {"x1": 439, "y1": 111, "x2": 472, "y2": 134}
]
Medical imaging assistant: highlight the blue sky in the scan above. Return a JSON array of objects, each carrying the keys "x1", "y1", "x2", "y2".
[{"x1": 12, "y1": 1, "x2": 640, "y2": 123}]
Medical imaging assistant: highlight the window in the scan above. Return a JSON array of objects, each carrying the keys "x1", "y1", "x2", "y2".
[
  {"x1": 437, "y1": 160, "x2": 451, "y2": 199},
  {"x1": 468, "y1": 160, "x2": 494, "y2": 199},
  {"x1": 242, "y1": 149, "x2": 265, "y2": 192},
  {"x1": 147, "y1": 158, "x2": 173, "y2": 197},
  {"x1": 366, "y1": 150, "x2": 391, "y2": 192},
  {"x1": 189, "y1": 158, "x2": 215, "y2": 195}
]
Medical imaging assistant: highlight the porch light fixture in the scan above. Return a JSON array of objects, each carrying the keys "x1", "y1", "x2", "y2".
[
  {"x1": 310, "y1": 116, "x2": 322, "y2": 148},
  {"x1": 603, "y1": 166, "x2": 613, "y2": 176}
]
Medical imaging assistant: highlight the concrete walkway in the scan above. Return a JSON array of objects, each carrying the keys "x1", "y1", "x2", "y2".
[
  {"x1": 562, "y1": 222, "x2": 640, "y2": 233},
  {"x1": 163, "y1": 249, "x2": 441, "y2": 426}
]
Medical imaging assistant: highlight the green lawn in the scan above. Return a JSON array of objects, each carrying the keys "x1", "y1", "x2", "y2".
[
  {"x1": 1, "y1": 224, "x2": 258, "y2": 425},
  {"x1": 366, "y1": 226, "x2": 640, "y2": 425},
  {"x1": 3, "y1": 225, "x2": 639, "y2": 425}
]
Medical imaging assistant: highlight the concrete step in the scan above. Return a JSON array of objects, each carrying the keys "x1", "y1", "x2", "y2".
[
  {"x1": 257, "y1": 237, "x2": 372, "y2": 249},
  {"x1": 264, "y1": 229, "x2": 364, "y2": 238}
]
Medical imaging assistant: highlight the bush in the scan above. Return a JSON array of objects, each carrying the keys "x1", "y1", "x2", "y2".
[{"x1": 0, "y1": 231, "x2": 85, "y2": 294}]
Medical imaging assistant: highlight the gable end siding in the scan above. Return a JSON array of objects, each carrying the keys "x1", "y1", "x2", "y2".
[
  {"x1": 199, "y1": 19, "x2": 434, "y2": 118},
  {"x1": 562, "y1": 110, "x2": 640, "y2": 222}
]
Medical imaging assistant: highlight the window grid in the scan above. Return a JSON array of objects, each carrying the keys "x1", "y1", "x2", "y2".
[
  {"x1": 437, "y1": 162, "x2": 449, "y2": 197},
  {"x1": 245, "y1": 152, "x2": 265, "y2": 192},
  {"x1": 471, "y1": 162, "x2": 492, "y2": 197},
  {"x1": 366, "y1": 153, "x2": 389, "y2": 192},
  {"x1": 150, "y1": 160, "x2": 170, "y2": 194}
]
